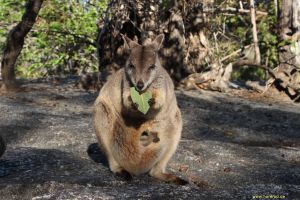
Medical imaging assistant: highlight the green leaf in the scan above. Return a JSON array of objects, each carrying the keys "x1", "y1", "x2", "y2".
[{"x1": 130, "y1": 87, "x2": 152, "y2": 114}]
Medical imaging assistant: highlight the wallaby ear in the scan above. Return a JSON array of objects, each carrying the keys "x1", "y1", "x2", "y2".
[
  {"x1": 121, "y1": 34, "x2": 139, "y2": 52},
  {"x1": 153, "y1": 34, "x2": 165, "y2": 50}
]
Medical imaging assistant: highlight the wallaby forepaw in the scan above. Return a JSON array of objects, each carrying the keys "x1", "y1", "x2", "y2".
[
  {"x1": 115, "y1": 170, "x2": 133, "y2": 181},
  {"x1": 148, "y1": 98, "x2": 155, "y2": 106},
  {"x1": 132, "y1": 102, "x2": 139, "y2": 110}
]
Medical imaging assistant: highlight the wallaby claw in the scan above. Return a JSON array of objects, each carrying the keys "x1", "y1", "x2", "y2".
[
  {"x1": 132, "y1": 102, "x2": 139, "y2": 110},
  {"x1": 148, "y1": 98, "x2": 155, "y2": 106}
]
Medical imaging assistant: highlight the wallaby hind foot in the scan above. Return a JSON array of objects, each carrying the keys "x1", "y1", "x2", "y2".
[
  {"x1": 115, "y1": 169, "x2": 133, "y2": 181},
  {"x1": 150, "y1": 171, "x2": 188, "y2": 185}
]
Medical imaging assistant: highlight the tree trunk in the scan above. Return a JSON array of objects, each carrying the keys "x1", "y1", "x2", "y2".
[
  {"x1": 249, "y1": 0, "x2": 261, "y2": 64},
  {"x1": 0, "y1": 0, "x2": 43, "y2": 91},
  {"x1": 277, "y1": 0, "x2": 300, "y2": 100}
]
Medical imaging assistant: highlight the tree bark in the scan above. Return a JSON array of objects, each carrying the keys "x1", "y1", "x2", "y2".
[
  {"x1": 278, "y1": 0, "x2": 292, "y2": 39},
  {"x1": 249, "y1": 0, "x2": 261, "y2": 64},
  {"x1": 277, "y1": 0, "x2": 300, "y2": 100},
  {"x1": 0, "y1": 0, "x2": 43, "y2": 91},
  {"x1": 274, "y1": 0, "x2": 278, "y2": 18}
]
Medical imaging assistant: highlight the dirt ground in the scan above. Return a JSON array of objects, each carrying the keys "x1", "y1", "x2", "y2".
[{"x1": 0, "y1": 77, "x2": 299, "y2": 200}]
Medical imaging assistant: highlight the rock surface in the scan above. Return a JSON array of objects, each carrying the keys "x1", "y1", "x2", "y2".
[{"x1": 0, "y1": 77, "x2": 299, "y2": 200}]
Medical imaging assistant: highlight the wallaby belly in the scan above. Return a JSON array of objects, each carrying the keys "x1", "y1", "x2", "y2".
[{"x1": 111, "y1": 120, "x2": 166, "y2": 175}]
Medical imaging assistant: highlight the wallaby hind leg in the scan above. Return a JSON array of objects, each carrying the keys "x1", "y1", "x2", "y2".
[
  {"x1": 94, "y1": 101, "x2": 132, "y2": 180},
  {"x1": 149, "y1": 151, "x2": 188, "y2": 185},
  {"x1": 149, "y1": 129, "x2": 188, "y2": 185},
  {"x1": 107, "y1": 151, "x2": 132, "y2": 180}
]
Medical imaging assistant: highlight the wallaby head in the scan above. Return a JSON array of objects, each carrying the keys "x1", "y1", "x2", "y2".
[{"x1": 122, "y1": 34, "x2": 164, "y2": 92}]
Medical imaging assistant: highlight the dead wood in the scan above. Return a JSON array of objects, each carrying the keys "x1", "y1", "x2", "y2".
[
  {"x1": 232, "y1": 60, "x2": 300, "y2": 102},
  {"x1": 182, "y1": 57, "x2": 300, "y2": 102},
  {"x1": 245, "y1": 81, "x2": 265, "y2": 92},
  {"x1": 203, "y1": 7, "x2": 268, "y2": 16},
  {"x1": 220, "y1": 44, "x2": 252, "y2": 62},
  {"x1": 180, "y1": 63, "x2": 232, "y2": 92}
]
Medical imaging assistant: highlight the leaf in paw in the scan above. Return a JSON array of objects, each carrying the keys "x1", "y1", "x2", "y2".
[{"x1": 130, "y1": 87, "x2": 152, "y2": 114}]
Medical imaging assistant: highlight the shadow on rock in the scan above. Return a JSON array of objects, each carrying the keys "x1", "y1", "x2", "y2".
[
  {"x1": 0, "y1": 147, "x2": 111, "y2": 186},
  {"x1": 175, "y1": 91, "x2": 300, "y2": 191},
  {"x1": 177, "y1": 92, "x2": 300, "y2": 146}
]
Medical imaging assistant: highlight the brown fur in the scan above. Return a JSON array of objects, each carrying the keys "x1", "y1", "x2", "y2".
[{"x1": 93, "y1": 34, "x2": 187, "y2": 184}]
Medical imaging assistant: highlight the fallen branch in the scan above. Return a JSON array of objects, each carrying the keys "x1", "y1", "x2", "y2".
[
  {"x1": 183, "y1": 57, "x2": 300, "y2": 102},
  {"x1": 232, "y1": 60, "x2": 278, "y2": 79},
  {"x1": 232, "y1": 59, "x2": 300, "y2": 101},
  {"x1": 221, "y1": 44, "x2": 252, "y2": 62},
  {"x1": 180, "y1": 63, "x2": 232, "y2": 92},
  {"x1": 245, "y1": 80, "x2": 265, "y2": 92},
  {"x1": 204, "y1": 7, "x2": 268, "y2": 16}
]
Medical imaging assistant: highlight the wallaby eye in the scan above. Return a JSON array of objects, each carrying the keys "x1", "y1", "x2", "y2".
[
  {"x1": 149, "y1": 64, "x2": 156, "y2": 71},
  {"x1": 128, "y1": 63, "x2": 135, "y2": 70}
]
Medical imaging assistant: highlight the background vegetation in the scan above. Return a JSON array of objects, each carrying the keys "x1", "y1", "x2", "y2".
[
  {"x1": 0, "y1": 0, "x2": 276, "y2": 80},
  {"x1": 0, "y1": 0, "x2": 107, "y2": 78},
  {"x1": 0, "y1": 0, "x2": 298, "y2": 88}
]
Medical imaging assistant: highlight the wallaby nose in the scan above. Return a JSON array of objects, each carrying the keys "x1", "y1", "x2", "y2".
[{"x1": 136, "y1": 80, "x2": 144, "y2": 91}]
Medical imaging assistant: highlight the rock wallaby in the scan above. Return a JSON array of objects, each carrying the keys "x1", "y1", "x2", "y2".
[{"x1": 93, "y1": 34, "x2": 187, "y2": 185}]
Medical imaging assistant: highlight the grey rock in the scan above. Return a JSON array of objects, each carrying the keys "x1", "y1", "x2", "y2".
[{"x1": 0, "y1": 79, "x2": 299, "y2": 199}]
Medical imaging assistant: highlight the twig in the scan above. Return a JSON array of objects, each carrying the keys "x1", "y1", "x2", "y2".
[
  {"x1": 220, "y1": 44, "x2": 252, "y2": 62},
  {"x1": 232, "y1": 60, "x2": 277, "y2": 79}
]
